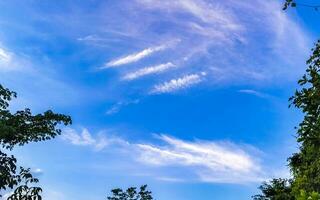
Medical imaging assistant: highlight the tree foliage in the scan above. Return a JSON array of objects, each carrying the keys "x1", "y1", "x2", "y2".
[
  {"x1": 254, "y1": 41, "x2": 320, "y2": 200},
  {"x1": 283, "y1": 0, "x2": 320, "y2": 11},
  {"x1": 107, "y1": 185, "x2": 153, "y2": 200},
  {"x1": 0, "y1": 84, "x2": 71, "y2": 199},
  {"x1": 283, "y1": 0, "x2": 296, "y2": 10},
  {"x1": 253, "y1": 179, "x2": 294, "y2": 200},
  {"x1": 288, "y1": 40, "x2": 320, "y2": 197},
  {"x1": 254, "y1": 2, "x2": 320, "y2": 198}
]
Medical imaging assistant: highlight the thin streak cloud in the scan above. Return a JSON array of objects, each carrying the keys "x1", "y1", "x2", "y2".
[
  {"x1": 106, "y1": 99, "x2": 140, "y2": 115},
  {"x1": 62, "y1": 128, "x2": 109, "y2": 151},
  {"x1": 0, "y1": 48, "x2": 11, "y2": 63},
  {"x1": 238, "y1": 89, "x2": 269, "y2": 98},
  {"x1": 151, "y1": 72, "x2": 206, "y2": 94},
  {"x1": 103, "y1": 45, "x2": 167, "y2": 68},
  {"x1": 136, "y1": 134, "x2": 263, "y2": 183},
  {"x1": 122, "y1": 62, "x2": 176, "y2": 80},
  {"x1": 136, "y1": 0, "x2": 241, "y2": 30},
  {"x1": 62, "y1": 128, "x2": 265, "y2": 184}
]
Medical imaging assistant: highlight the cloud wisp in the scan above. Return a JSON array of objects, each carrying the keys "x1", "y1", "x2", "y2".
[
  {"x1": 92, "y1": 0, "x2": 310, "y2": 97},
  {"x1": 122, "y1": 62, "x2": 176, "y2": 81},
  {"x1": 61, "y1": 128, "x2": 124, "y2": 151},
  {"x1": 103, "y1": 44, "x2": 168, "y2": 68},
  {"x1": 0, "y1": 48, "x2": 11, "y2": 63},
  {"x1": 106, "y1": 99, "x2": 140, "y2": 115},
  {"x1": 136, "y1": 0, "x2": 241, "y2": 30},
  {"x1": 0, "y1": 47, "x2": 16, "y2": 72},
  {"x1": 150, "y1": 72, "x2": 206, "y2": 94},
  {"x1": 136, "y1": 134, "x2": 263, "y2": 183},
  {"x1": 238, "y1": 89, "x2": 269, "y2": 98},
  {"x1": 62, "y1": 128, "x2": 264, "y2": 184}
]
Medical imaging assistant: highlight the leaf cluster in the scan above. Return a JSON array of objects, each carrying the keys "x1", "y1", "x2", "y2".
[
  {"x1": 253, "y1": 179, "x2": 294, "y2": 200},
  {"x1": 286, "y1": 41, "x2": 320, "y2": 194},
  {"x1": 283, "y1": 0, "x2": 297, "y2": 10},
  {"x1": 254, "y1": 3, "x2": 320, "y2": 199},
  {"x1": 107, "y1": 185, "x2": 153, "y2": 200},
  {"x1": 0, "y1": 84, "x2": 71, "y2": 199}
]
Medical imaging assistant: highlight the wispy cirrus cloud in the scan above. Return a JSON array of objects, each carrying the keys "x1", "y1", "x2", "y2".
[
  {"x1": 0, "y1": 47, "x2": 19, "y2": 72},
  {"x1": 1, "y1": 0, "x2": 308, "y2": 103},
  {"x1": 31, "y1": 168, "x2": 44, "y2": 176},
  {"x1": 151, "y1": 72, "x2": 206, "y2": 94},
  {"x1": 136, "y1": 0, "x2": 241, "y2": 30},
  {"x1": 0, "y1": 48, "x2": 11, "y2": 63},
  {"x1": 238, "y1": 89, "x2": 269, "y2": 98},
  {"x1": 86, "y1": 0, "x2": 310, "y2": 98},
  {"x1": 62, "y1": 128, "x2": 109, "y2": 151},
  {"x1": 62, "y1": 128, "x2": 127, "y2": 151},
  {"x1": 62, "y1": 128, "x2": 97, "y2": 145},
  {"x1": 122, "y1": 62, "x2": 176, "y2": 81},
  {"x1": 136, "y1": 134, "x2": 263, "y2": 183},
  {"x1": 106, "y1": 99, "x2": 140, "y2": 115},
  {"x1": 103, "y1": 45, "x2": 167, "y2": 68},
  {"x1": 62, "y1": 128, "x2": 265, "y2": 184},
  {"x1": 0, "y1": 41, "x2": 80, "y2": 111}
]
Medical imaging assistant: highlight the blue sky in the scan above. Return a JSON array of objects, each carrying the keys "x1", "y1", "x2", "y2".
[{"x1": 0, "y1": 0, "x2": 319, "y2": 199}]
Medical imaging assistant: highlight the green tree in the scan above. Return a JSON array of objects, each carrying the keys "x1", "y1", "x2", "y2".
[
  {"x1": 254, "y1": 2, "x2": 320, "y2": 199},
  {"x1": 283, "y1": 0, "x2": 296, "y2": 10},
  {"x1": 107, "y1": 185, "x2": 153, "y2": 200},
  {"x1": 0, "y1": 84, "x2": 72, "y2": 199},
  {"x1": 254, "y1": 40, "x2": 320, "y2": 200},
  {"x1": 253, "y1": 179, "x2": 294, "y2": 200},
  {"x1": 283, "y1": 0, "x2": 320, "y2": 10},
  {"x1": 288, "y1": 40, "x2": 320, "y2": 197}
]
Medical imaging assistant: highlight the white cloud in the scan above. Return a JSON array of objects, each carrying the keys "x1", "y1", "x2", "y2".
[
  {"x1": 238, "y1": 89, "x2": 268, "y2": 98},
  {"x1": 0, "y1": 43, "x2": 80, "y2": 112},
  {"x1": 136, "y1": 0, "x2": 241, "y2": 30},
  {"x1": 63, "y1": 128, "x2": 95, "y2": 146},
  {"x1": 62, "y1": 128, "x2": 127, "y2": 151},
  {"x1": 128, "y1": 0, "x2": 308, "y2": 89},
  {"x1": 136, "y1": 135, "x2": 263, "y2": 183},
  {"x1": 156, "y1": 176, "x2": 185, "y2": 182},
  {"x1": 90, "y1": 0, "x2": 309, "y2": 96},
  {"x1": 0, "y1": 47, "x2": 16, "y2": 72},
  {"x1": 103, "y1": 45, "x2": 167, "y2": 68},
  {"x1": 63, "y1": 127, "x2": 265, "y2": 184},
  {"x1": 106, "y1": 99, "x2": 140, "y2": 115},
  {"x1": 62, "y1": 128, "x2": 107, "y2": 151},
  {"x1": 77, "y1": 35, "x2": 104, "y2": 42},
  {"x1": 0, "y1": 48, "x2": 11, "y2": 63},
  {"x1": 151, "y1": 72, "x2": 206, "y2": 94},
  {"x1": 122, "y1": 62, "x2": 176, "y2": 80},
  {"x1": 106, "y1": 103, "x2": 123, "y2": 115},
  {"x1": 32, "y1": 168, "x2": 44, "y2": 176}
]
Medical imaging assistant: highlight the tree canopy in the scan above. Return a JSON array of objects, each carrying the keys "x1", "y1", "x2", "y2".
[
  {"x1": 0, "y1": 84, "x2": 71, "y2": 199},
  {"x1": 254, "y1": 2, "x2": 320, "y2": 199},
  {"x1": 283, "y1": 0, "x2": 320, "y2": 10},
  {"x1": 107, "y1": 185, "x2": 153, "y2": 200},
  {"x1": 253, "y1": 179, "x2": 294, "y2": 200},
  {"x1": 254, "y1": 40, "x2": 320, "y2": 200}
]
